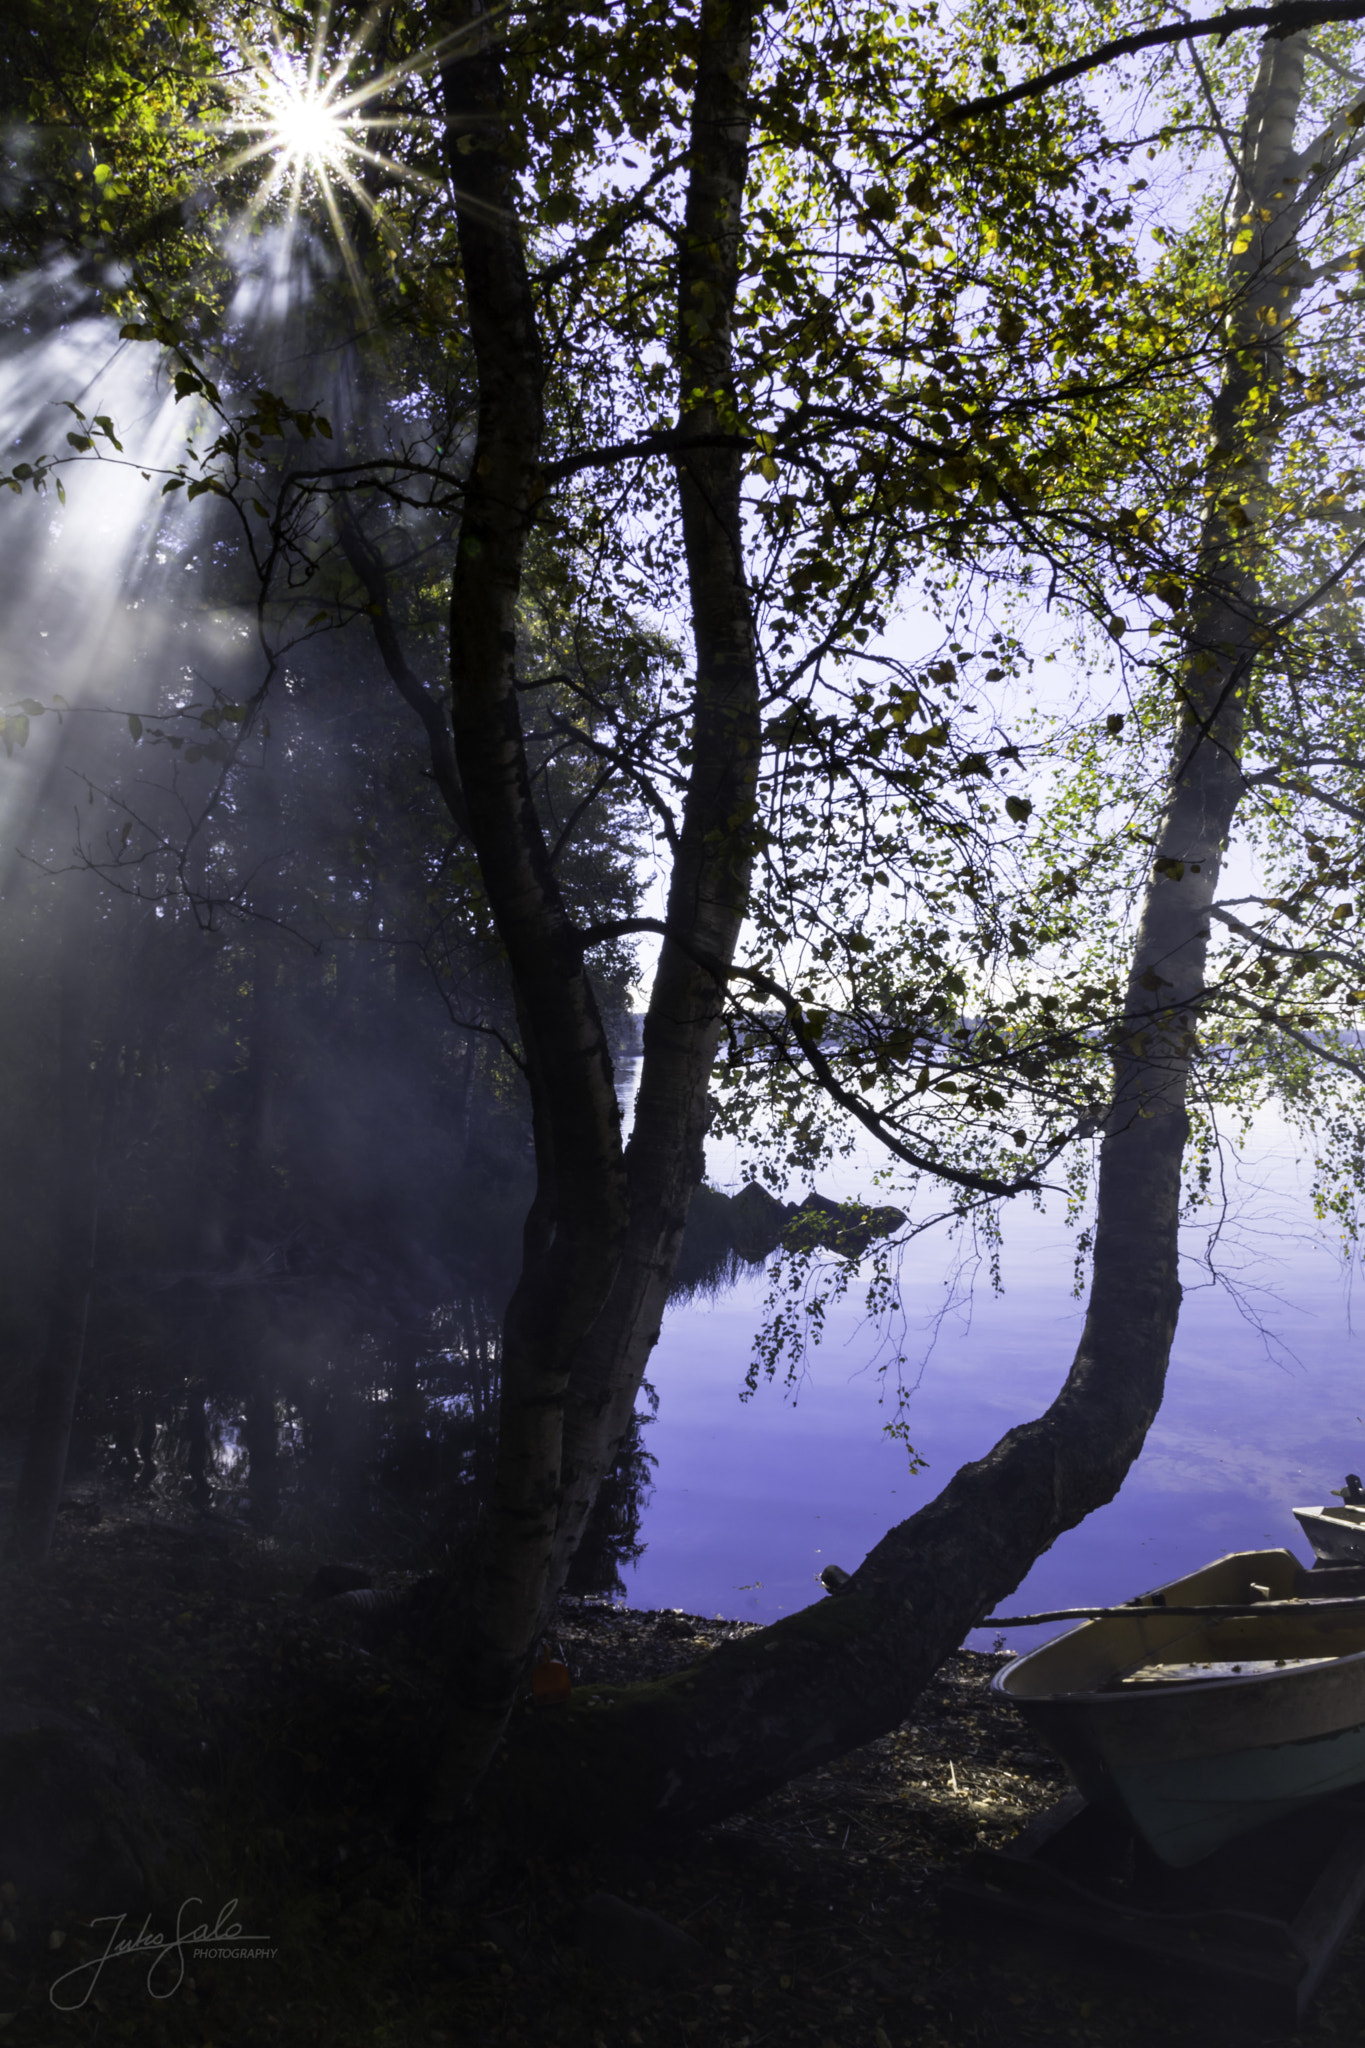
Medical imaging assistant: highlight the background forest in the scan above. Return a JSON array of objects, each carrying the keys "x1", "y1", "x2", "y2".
[{"x1": 0, "y1": 388, "x2": 662, "y2": 1559}]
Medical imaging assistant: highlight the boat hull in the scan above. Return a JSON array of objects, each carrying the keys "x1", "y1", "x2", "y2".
[
  {"x1": 1294, "y1": 1504, "x2": 1365, "y2": 1565},
  {"x1": 993, "y1": 1549, "x2": 1365, "y2": 1867}
]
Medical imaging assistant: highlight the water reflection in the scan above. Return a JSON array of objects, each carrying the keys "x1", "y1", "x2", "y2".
[
  {"x1": 56, "y1": 1046, "x2": 1364, "y2": 1642},
  {"x1": 64, "y1": 1156, "x2": 893, "y2": 1596},
  {"x1": 624, "y1": 1114, "x2": 1365, "y2": 1643}
]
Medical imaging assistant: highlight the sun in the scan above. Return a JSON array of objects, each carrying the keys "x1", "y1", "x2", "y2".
[
  {"x1": 259, "y1": 68, "x2": 355, "y2": 175},
  {"x1": 212, "y1": 16, "x2": 448, "y2": 307}
]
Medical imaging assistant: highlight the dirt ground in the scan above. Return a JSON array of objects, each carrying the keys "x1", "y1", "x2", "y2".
[{"x1": 0, "y1": 1500, "x2": 1361, "y2": 2048}]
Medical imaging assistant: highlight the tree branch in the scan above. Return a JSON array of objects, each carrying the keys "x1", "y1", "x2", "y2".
[
  {"x1": 936, "y1": 2, "x2": 1365, "y2": 127},
  {"x1": 1244, "y1": 769, "x2": 1365, "y2": 827},
  {"x1": 334, "y1": 508, "x2": 471, "y2": 837},
  {"x1": 579, "y1": 916, "x2": 1049, "y2": 1198},
  {"x1": 1227, "y1": 991, "x2": 1365, "y2": 1074},
  {"x1": 1209, "y1": 900, "x2": 1361, "y2": 970},
  {"x1": 541, "y1": 427, "x2": 750, "y2": 485}
]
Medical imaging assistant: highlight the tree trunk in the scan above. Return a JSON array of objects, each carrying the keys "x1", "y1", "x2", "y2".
[
  {"x1": 232, "y1": 766, "x2": 281, "y2": 1531},
  {"x1": 6, "y1": 919, "x2": 99, "y2": 1563},
  {"x1": 486, "y1": 30, "x2": 1318, "y2": 1839},
  {"x1": 428, "y1": 0, "x2": 631, "y2": 1809},
  {"x1": 185, "y1": 1388, "x2": 211, "y2": 1509},
  {"x1": 135, "y1": 1406, "x2": 158, "y2": 1492},
  {"x1": 425, "y1": 0, "x2": 761, "y2": 1817},
  {"x1": 244, "y1": 1379, "x2": 279, "y2": 1531},
  {"x1": 547, "y1": 0, "x2": 760, "y2": 1594}
]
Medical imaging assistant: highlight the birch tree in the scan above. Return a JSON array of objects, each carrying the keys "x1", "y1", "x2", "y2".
[{"x1": 485, "y1": 22, "x2": 1365, "y2": 1834}]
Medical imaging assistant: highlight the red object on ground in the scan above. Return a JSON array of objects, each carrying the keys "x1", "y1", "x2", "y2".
[{"x1": 531, "y1": 1644, "x2": 571, "y2": 1705}]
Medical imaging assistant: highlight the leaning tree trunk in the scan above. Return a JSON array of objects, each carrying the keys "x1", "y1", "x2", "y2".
[{"x1": 488, "y1": 30, "x2": 1322, "y2": 1838}]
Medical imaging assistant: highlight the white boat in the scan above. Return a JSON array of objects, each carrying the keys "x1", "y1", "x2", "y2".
[
  {"x1": 1294, "y1": 1476, "x2": 1365, "y2": 1564},
  {"x1": 992, "y1": 1548, "x2": 1365, "y2": 1868}
]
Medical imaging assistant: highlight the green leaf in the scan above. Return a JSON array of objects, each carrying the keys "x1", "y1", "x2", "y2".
[
  {"x1": 128, "y1": 713, "x2": 143, "y2": 742},
  {"x1": 1005, "y1": 795, "x2": 1032, "y2": 824}
]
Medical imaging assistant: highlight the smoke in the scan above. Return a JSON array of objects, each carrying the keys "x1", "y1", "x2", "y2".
[{"x1": 0, "y1": 190, "x2": 649, "y2": 1577}]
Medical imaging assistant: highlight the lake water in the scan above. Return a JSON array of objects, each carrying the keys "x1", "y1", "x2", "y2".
[{"x1": 620, "y1": 1096, "x2": 1365, "y2": 1651}]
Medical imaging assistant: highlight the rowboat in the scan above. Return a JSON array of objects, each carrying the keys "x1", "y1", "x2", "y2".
[
  {"x1": 992, "y1": 1548, "x2": 1365, "y2": 1868},
  {"x1": 1294, "y1": 1477, "x2": 1365, "y2": 1564}
]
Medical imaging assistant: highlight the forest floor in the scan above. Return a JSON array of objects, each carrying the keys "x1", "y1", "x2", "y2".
[{"x1": 0, "y1": 1496, "x2": 1361, "y2": 2048}]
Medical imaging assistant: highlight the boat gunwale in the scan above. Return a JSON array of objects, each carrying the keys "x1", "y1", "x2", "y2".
[
  {"x1": 992, "y1": 1634, "x2": 1365, "y2": 1708},
  {"x1": 991, "y1": 1549, "x2": 1365, "y2": 1722},
  {"x1": 1295, "y1": 1503, "x2": 1365, "y2": 1527}
]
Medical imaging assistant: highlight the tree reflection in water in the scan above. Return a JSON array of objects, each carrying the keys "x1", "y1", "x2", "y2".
[{"x1": 66, "y1": 1177, "x2": 899, "y2": 1594}]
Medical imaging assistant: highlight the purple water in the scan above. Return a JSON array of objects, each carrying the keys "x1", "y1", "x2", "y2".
[{"x1": 622, "y1": 1115, "x2": 1365, "y2": 1651}]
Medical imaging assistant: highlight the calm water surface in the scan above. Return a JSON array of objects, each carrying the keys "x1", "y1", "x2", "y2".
[{"x1": 619, "y1": 1091, "x2": 1365, "y2": 1649}]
